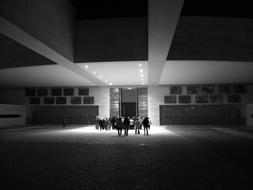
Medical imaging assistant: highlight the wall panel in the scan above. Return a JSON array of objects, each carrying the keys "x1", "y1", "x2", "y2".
[
  {"x1": 160, "y1": 105, "x2": 244, "y2": 125},
  {"x1": 33, "y1": 106, "x2": 98, "y2": 124}
]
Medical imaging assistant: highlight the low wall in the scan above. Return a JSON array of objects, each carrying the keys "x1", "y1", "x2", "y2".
[{"x1": 0, "y1": 104, "x2": 26, "y2": 127}]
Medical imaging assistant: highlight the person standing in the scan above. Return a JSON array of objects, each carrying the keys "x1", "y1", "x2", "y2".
[
  {"x1": 124, "y1": 116, "x2": 130, "y2": 136},
  {"x1": 141, "y1": 117, "x2": 150, "y2": 135},
  {"x1": 116, "y1": 117, "x2": 123, "y2": 136},
  {"x1": 63, "y1": 118, "x2": 67, "y2": 128},
  {"x1": 135, "y1": 117, "x2": 141, "y2": 134}
]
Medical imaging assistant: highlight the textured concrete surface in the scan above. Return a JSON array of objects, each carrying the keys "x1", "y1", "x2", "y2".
[{"x1": 1, "y1": 125, "x2": 253, "y2": 189}]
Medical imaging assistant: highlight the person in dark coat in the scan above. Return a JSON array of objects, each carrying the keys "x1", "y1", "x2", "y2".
[
  {"x1": 116, "y1": 117, "x2": 123, "y2": 136},
  {"x1": 63, "y1": 118, "x2": 67, "y2": 128},
  {"x1": 99, "y1": 119, "x2": 104, "y2": 131},
  {"x1": 141, "y1": 117, "x2": 150, "y2": 135},
  {"x1": 124, "y1": 116, "x2": 130, "y2": 136}
]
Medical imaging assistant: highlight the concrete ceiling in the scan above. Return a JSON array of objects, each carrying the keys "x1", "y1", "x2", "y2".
[
  {"x1": 0, "y1": 0, "x2": 253, "y2": 88},
  {"x1": 0, "y1": 65, "x2": 95, "y2": 87},
  {"x1": 160, "y1": 60, "x2": 253, "y2": 85},
  {"x1": 78, "y1": 61, "x2": 148, "y2": 86}
]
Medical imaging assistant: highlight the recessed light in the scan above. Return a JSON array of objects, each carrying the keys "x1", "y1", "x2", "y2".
[
  {"x1": 139, "y1": 69, "x2": 143, "y2": 73},
  {"x1": 141, "y1": 74, "x2": 144, "y2": 77},
  {"x1": 84, "y1": 65, "x2": 88, "y2": 69},
  {"x1": 99, "y1": 75, "x2": 102, "y2": 79},
  {"x1": 142, "y1": 82, "x2": 144, "y2": 85},
  {"x1": 139, "y1": 63, "x2": 142, "y2": 67},
  {"x1": 93, "y1": 71, "x2": 96, "y2": 74},
  {"x1": 128, "y1": 88, "x2": 131, "y2": 90},
  {"x1": 109, "y1": 83, "x2": 112, "y2": 85}
]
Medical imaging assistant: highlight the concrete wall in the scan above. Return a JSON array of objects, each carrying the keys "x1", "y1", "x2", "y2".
[
  {"x1": 0, "y1": 87, "x2": 110, "y2": 123},
  {"x1": 0, "y1": 104, "x2": 26, "y2": 127},
  {"x1": 74, "y1": 17, "x2": 148, "y2": 62},
  {"x1": 148, "y1": 86, "x2": 169, "y2": 126},
  {"x1": 0, "y1": 0, "x2": 74, "y2": 61},
  {"x1": 121, "y1": 89, "x2": 137, "y2": 102},
  {"x1": 89, "y1": 87, "x2": 110, "y2": 118},
  {"x1": 246, "y1": 104, "x2": 253, "y2": 127},
  {"x1": 148, "y1": 85, "x2": 253, "y2": 126}
]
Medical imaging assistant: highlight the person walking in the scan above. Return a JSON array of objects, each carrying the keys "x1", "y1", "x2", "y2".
[{"x1": 124, "y1": 116, "x2": 130, "y2": 136}]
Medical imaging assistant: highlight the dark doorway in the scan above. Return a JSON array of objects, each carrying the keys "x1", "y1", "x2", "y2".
[{"x1": 121, "y1": 102, "x2": 136, "y2": 117}]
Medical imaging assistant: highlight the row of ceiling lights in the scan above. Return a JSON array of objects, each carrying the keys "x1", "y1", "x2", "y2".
[
  {"x1": 139, "y1": 63, "x2": 145, "y2": 85},
  {"x1": 84, "y1": 65, "x2": 112, "y2": 85},
  {"x1": 84, "y1": 63, "x2": 145, "y2": 86}
]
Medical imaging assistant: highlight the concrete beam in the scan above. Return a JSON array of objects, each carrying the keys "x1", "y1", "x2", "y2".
[
  {"x1": 0, "y1": 16, "x2": 105, "y2": 85},
  {"x1": 148, "y1": 0, "x2": 184, "y2": 85}
]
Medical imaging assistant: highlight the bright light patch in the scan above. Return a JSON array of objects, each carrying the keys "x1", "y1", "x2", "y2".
[{"x1": 63, "y1": 126, "x2": 174, "y2": 136}]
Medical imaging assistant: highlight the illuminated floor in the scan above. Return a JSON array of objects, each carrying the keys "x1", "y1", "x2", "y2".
[{"x1": 1, "y1": 125, "x2": 253, "y2": 189}]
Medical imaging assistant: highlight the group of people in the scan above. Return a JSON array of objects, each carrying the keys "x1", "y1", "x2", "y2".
[{"x1": 95, "y1": 116, "x2": 151, "y2": 136}]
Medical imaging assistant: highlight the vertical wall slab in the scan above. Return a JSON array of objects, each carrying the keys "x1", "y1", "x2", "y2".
[
  {"x1": 137, "y1": 87, "x2": 148, "y2": 117},
  {"x1": 110, "y1": 88, "x2": 121, "y2": 117},
  {"x1": 247, "y1": 104, "x2": 253, "y2": 126}
]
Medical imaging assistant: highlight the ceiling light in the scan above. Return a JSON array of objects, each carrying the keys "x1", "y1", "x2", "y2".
[
  {"x1": 84, "y1": 65, "x2": 88, "y2": 69},
  {"x1": 128, "y1": 88, "x2": 131, "y2": 90},
  {"x1": 139, "y1": 63, "x2": 142, "y2": 67},
  {"x1": 93, "y1": 71, "x2": 96, "y2": 74},
  {"x1": 139, "y1": 69, "x2": 143, "y2": 73},
  {"x1": 142, "y1": 82, "x2": 145, "y2": 85},
  {"x1": 141, "y1": 74, "x2": 144, "y2": 77},
  {"x1": 109, "y1": 83, "x2": 112, "y2": 85},
  {"x1": 99, "y1": 75, "x2": 102, "y2": 79}
]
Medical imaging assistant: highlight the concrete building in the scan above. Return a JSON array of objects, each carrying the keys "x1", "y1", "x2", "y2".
[{"x1": 1, "y1": 0, "x2": 253, "y2": 127}]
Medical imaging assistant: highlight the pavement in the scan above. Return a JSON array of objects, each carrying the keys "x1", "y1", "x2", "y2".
[{"x1": 1, "y1": 125, "x2": 253, "y2": 189}]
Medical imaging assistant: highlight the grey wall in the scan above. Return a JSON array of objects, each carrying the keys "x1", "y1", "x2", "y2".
[
  {"x1": 0, "y1": 0, "x2": 74, "y2": 61},
  {"x1": 74, "y1": 17, "x2": 148, "y2": 62},
  {"x1": 121, "y1": 88, "x2": 137, "y2": 102},
  {"x1": 148, "y1": 85, "x2": 253, "y2": 126},
  {"x1": 0, "y1": 87, "x2": 110, "y2": 123}
]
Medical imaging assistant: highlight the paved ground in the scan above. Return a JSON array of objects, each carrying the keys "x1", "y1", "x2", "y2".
[{"x1": 1, "y1": 125, "x2": 253, "y2": 190}]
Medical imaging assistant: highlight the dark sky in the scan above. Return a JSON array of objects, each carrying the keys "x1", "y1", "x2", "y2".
[
  {"x1": 70, "y1": 0, "x2": 148, "y2": 20},
  {"x1": 181, "y1": 0, "x2": 253, "y2": 18}
]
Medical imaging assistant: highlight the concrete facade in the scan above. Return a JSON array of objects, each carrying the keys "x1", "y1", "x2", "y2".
[{"x1": 0, "y1": 104, "x2": 26, "y2": 127}]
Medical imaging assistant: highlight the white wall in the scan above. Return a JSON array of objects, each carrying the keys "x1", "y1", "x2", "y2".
[
  {"x1": 89, "y1": 87, "x2": 110, "y2": 118},
  {"x1": 0, "y1": 104, "x2": 26, "y2": 127},
  {"x1": 148, "y1": 86, "x2": 169, "y2": 126}
]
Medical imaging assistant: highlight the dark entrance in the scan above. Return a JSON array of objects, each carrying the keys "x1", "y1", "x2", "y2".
[{"x1": 121, "y1": 102, "x2": 136, "y2": 117}]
